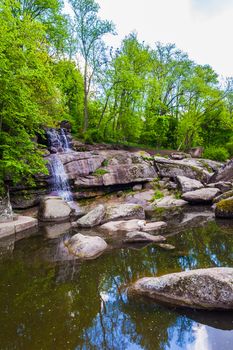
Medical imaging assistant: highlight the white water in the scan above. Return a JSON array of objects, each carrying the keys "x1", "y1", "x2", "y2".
[{"x1": 47, "y1": 128, "x2": 73, "y2": 201}]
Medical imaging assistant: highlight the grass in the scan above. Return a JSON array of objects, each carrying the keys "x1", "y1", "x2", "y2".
[{"x1": 93, "y1": 168, "x2": 109, "y2": 177}]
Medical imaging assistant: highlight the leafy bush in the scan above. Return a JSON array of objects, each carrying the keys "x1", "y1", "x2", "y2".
[
  {"x1": 83, "y1": 129, "x2": 103, "y2": 144},
  {"x1": 226, "y1": 141, "x2": 233, "y2": 157},
  {"x1": 203, "y1": 146, "x2": 229, "y2": 162}
]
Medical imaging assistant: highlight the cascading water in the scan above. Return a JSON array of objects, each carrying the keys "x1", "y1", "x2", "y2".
[{"x1": 46, "y1": 128, "x2": 73, "y2": 201}]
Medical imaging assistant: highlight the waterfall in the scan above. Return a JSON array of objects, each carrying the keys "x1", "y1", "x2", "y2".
[{"x1": 47, "y1": 128, "x2": 73, "y2": 201}]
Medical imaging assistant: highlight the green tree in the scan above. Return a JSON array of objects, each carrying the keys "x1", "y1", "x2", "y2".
[{"x1": 69, "y1": 0, "x2": 115, "y2": 132}]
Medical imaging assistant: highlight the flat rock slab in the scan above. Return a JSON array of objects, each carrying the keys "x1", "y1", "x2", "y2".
[
  {"x1": 64, "y1": 233, "x2": 107, "y2": 259},
  {"x1": 124, "y1": 231, "x2": 166, "y2": 243},
  {"x1": 128, "y1": 267, "x2": 233, "y2": 310},
  {"x1": 182, "y1": 188, "x2": 220, "y2": 204},
  {"x1": 100, "y1": 219, "x2": 166, "y2": 234},
  {"x1": 103, "y1": 203, "x2": 145, "y2": 223},
  {"x1": 154, "y1": 196, "x2": 188, "y2": 208},
  {"x1": 0, "y1": 216, "x2": 38, "y2": 238}
]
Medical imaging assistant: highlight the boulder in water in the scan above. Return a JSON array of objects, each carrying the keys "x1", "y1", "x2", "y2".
[
  {"x1": 128, "y1": 267, "x2": 233, "y2": 310},
  {"x1": 103, "y1": 203, "x2": 145, "y2": 223},
  {"x1": 64, "y1": 233, "x2": 107, "y2": 259},
  {"x1": 39, "y1": 196, "x2": 72, "y2": 222},
  {"x1": 124, "y1": 231, "x2": 166, "y2": 243},
  {"x1": 215, "y1": 196, "x2": 233, "y2": 219}
]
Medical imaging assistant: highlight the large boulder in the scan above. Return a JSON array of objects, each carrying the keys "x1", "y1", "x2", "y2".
[
  {"x1": 39, "y1": 196, "x2": 72, "y2": 222},
  {"x1": 103, "y1": 203, "x2": 145, "y2": 223},
  {"x1": 182, "y1": 188, "x2": 220, "y2": 204},
  {"x1": 215, "y1": 197, "x2": 233, "y2": 219},
  {"x1": 176, "y1": 176, "x2": 204, "y2": 193},
  {"x1": 128, "y1": 268, "x2": 233, "y2": 310},
  {"x1": 154, "y1": 157, "x2": 213, "y2": 183},
  {"x1": 64, "y1": 233, "x2": 107, "y2": 259},
  {"x1": 124, "y1": 231, "x2": 166, "y2": 243},
  {"x1": 210, "y1": 158, "x2": 233, "y2": 183},
  {"x1": 213, "y1": 189, "x2": 233, "y2": 204},
  {"x1": 75, "y1": 204, "x2": 106, "y2": 228}
]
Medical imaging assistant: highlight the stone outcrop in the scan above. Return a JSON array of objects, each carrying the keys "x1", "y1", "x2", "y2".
[
  {"x1": 123, "y1": 231, "x2": 166, "y2": 243},
  {"x1": 154, "y1": 196, "x2": 188, "y2": 208},
  {"x1": 182, "y1": 188, "x2": 220, "y2": 204},
  {"x1": 215, "y1": 197, "x2": 233, "y2": 219},
  {"x1": 154, "y1": 156, "x2": 214, "y2": 183},
  {"x1": 176, "y1": 176, "x2": 204, "y2": 193},
  {"x1": 213, "y1": 189, "x2": 233, "y2": 204},
  {"x1": 39, "y1": 196, "x2": 73, "y2": 222},
  {"x1": 75, "y1": 205, "x2": 106, "y2": 228},
  {"x1": 64, "y1": 233, "x2": 107, "y2": 259},
  {"x1": 128, "y1": 268, "x2": 233, "y2": 310}
]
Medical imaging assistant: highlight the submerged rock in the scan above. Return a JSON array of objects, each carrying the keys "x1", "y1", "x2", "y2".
[
  {"x1": 176, "y1": 176, "x2": 204, "y2": 193},
  {"x1": 64, "y1": 233, "x2": 107, "y2": 259},
  {"x1": 156, "y1": 243, "x2": 175, "y2": 250},
  {"x1": 215, "y1": 197, "x2": 233, "y2": 219},
  {"x1": 182, "y1": 188, "x2": 220, "y2": 204},
  {"x1": 75, "y1": 204, "x2": 106, "y2": 228},
  {"x1": 124, "y1": 231, "x2": 166, "y2": 243},
  {"x1": 128, "y1": 267, "x2": 233, "y2": 310},
  {"x1": 39, "y1": 196, "x2": 72, "y2": 222}
]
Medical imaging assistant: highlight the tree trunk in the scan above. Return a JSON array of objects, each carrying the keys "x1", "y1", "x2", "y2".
[{"x1": 83, "y1": 62, "x2": 88, "y2": 132}]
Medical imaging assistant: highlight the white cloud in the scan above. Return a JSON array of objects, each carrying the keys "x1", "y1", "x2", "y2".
[{"x1": 96, "y1": 0, "x2": 233, "y2": 77}]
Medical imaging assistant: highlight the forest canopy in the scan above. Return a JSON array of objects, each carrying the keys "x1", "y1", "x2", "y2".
[{"x1": 0, "y1": 0, "x2": 233, "y2": 189}]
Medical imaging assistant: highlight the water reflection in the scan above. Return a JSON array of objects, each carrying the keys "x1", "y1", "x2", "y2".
[{"x1": 0, "y1": 220, "x2": 233, "y2": 349}]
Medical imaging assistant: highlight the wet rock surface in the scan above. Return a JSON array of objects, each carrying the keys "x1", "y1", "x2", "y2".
[
  {"x1": 128, "y1": 267, "x2": 233, "y2": 310},
  {"x1": 124, "y1": 231, "x2": 166, "y2": 243}
]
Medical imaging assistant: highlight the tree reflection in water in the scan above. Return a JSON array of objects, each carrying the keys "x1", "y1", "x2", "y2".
[{"x1": 0, "y1": 220, "x2": 232, "y2": 349}]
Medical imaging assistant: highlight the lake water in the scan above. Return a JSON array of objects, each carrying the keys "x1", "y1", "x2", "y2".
[{"x1": 0, "y1": 219, "x2": 233, "y2": 350}]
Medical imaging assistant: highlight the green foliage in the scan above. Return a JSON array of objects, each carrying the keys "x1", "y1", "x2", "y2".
[
  {"x1": 226, "y1": 139, "x2": 233, "y2": 157},
  {"x1": 92, "y1": 168, "x2": 108, "y2": 176},
  {"x1": 203, "y1": 146, "x2": 229, "y2": 162},
  {"x1": 151, "y1": 190, "x2": 164, "y2": 201}
]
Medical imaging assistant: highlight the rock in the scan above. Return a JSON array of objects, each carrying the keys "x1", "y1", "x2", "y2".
[
  {"x1": 100, "y1": 219, "x2": 166, "y2": 234},
  {"x1": 154, "y1": 196, "x2": 188, "y2": 208},
  {"x1": 103, "y1": 204, "x2": 145, "y2": 223},
  {"x1": 128, "y1": 267, "x2": 233, "y2": 310},
  {"x1": 189, "y1": 147, "x2": 204, "y2": 158},
  {"x1": 0, "y1": 216, "x2": 38, "y2": 238},
  {"x1": 170, "y1": 152, "x2": 191, "y2": 160},
  {"x1": 206, "y1": 181, "x2": 232, "y2": 193},
  {"x1": 64, "y1": 233, "x2": 107, "y2": 259},
  {"x1": 156, "y1": 243, "x2": 175, "y2": 250},
  {"x1": 210, "y1": 158, "x2": 233, "y2": 183},
  {"x1": 124, "y1": 231, "x2": 166, "y2": 243},
  {"x1": 176, "y1": 176, "x2": 204, "y2": 193},
  {"x1": 0, "y1": 191, "x2": 13, "y2": 223},
  {"x1": 126, "y1": 190, "x2": 155, "y2": 207},
  {"x1": 213, "y1": 189, "x2": 233, "y2": 203},
  {"x1": 215, "y1": 197, "x2": 233, "y2": 219},
  {"x1": 43, "y1": 222, "x2": 72, "y2": 239},
  {"x1": 100, "y1": 220, "x2": 146, "y2": 234},
  {"x1": 75, "y1": 205, "x2": 105, "y2": 228},
  {"x1": 39, "y1": 196, "x2": 72, "y2": 222},
  {"x1": 154, "y1": 156, "x2": 212, "y2": 183},
  {"x1": 182, "y1": 188, "x2": 220, "y2": 204},
  {"x1": 133, "y1": 184, "x2": 143, "y2": 191},
  {"x1": 142, "y1": 222, "x2": 167, "y2": 232}
]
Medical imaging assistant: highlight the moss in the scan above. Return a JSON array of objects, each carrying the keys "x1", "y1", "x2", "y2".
[
  {"x1": 151, "y1": 190, "x2": 164, "y2": 201},
  {"x1": 216, "y1": 198, "x2": 233, "y2": 212},
  {"x1": 93, "y1": 168, "x2": 108, "y2": 177}
]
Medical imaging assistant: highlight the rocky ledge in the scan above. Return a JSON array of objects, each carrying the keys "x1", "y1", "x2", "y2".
[{"x1": 128, "y1": 267, "x2": 233, "y2": 310}]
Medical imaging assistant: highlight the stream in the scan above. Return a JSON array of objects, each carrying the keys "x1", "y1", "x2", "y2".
[{"x1": 0, "y1": 218, "x2": 233, "y2": 349}]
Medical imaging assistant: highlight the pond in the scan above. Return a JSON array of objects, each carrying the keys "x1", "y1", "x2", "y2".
[{"x1": 0, "y1": 219, "x2": 233, "y2": 350}]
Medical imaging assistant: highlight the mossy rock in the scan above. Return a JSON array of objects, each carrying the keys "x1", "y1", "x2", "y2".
[{"x1": 215, "y1": 197, "x2": 233, "y2": 219}]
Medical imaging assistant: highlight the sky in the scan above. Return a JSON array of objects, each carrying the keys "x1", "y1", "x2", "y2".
[{"x1": 91, "y1": 0, "x2": 233, "y2": 78}]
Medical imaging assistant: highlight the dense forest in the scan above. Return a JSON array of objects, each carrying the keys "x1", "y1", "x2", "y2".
[{"x1": 1, "y1": 0, "x2": 233, "y2": 190}]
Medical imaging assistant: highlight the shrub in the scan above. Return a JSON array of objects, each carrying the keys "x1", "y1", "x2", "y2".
[
  {"x1": 226, "y1": 141, "x2": 233, "y2": 157},
  {"x1": 203, "y1": 146, "x2": 229, "y2": 162}
]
